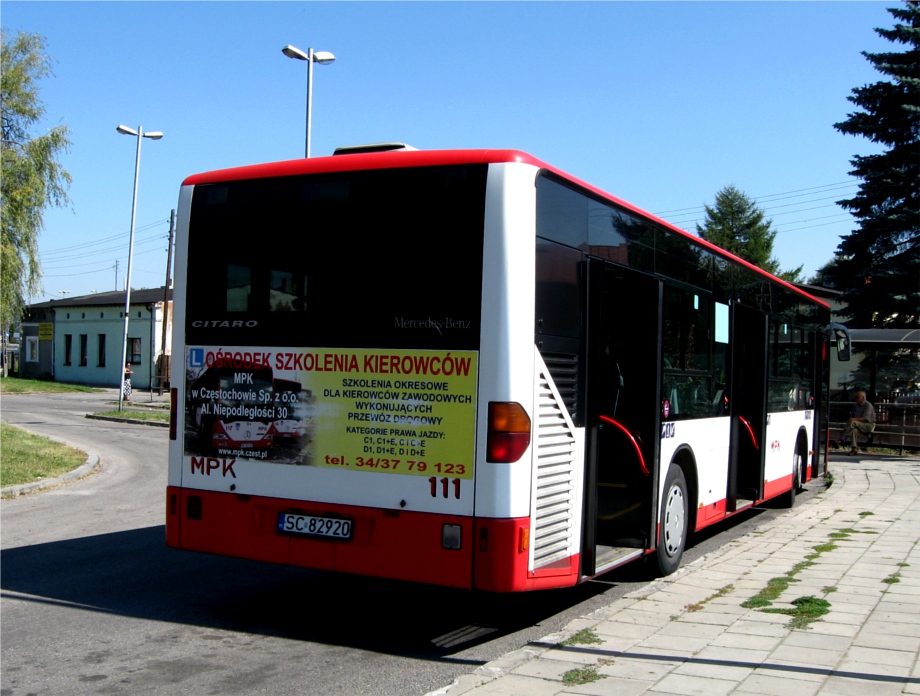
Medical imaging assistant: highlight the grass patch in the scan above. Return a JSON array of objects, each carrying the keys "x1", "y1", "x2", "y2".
[
  {"x1": 743, "y1": 576, "x2": 797, "y2": 609},
  {"x1": 94, "y1": 409, "x2": 170, "y2": 423},
  {"x1": 762, "y1": 596, "x2": 831, "y2": 629},
  {"x1": 858, "y1": 511, "x2": 875, "y2": 517},
  {"x1": 562, "y1": 628, "x2": 603, "y2": 646},
  {"x1": 1, "y1": 422, "x2": 88, "y2": 488},
  {"x1": 883, "y1": 573, "x2": 901, "y2": 585},
  {"x1": 562, "y1": 665, "x2": 601, "y2": 686},
  {"x1": 0, "y1": 377, "x2": 102, "y2": 394}
]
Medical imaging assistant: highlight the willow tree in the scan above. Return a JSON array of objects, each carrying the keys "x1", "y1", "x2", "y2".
[{"x1": 1, "y1": 30, "x2": 72, "y2": 338}]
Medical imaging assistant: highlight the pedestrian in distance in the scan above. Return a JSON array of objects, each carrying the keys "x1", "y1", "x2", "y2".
[
  {"x1": 123, "y1": 362, "x2": 134, "y2": 401},
  {"x1": 838, "y1": 389, "x2": 876, "y2": 456}
]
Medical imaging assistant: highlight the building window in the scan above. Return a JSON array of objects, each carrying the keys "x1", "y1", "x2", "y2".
[
  {"x1": 79, "y1": 334, "x2": 88, "y2": 366},
  {"x1": 97, "y1": 334, "x2": 106, "y2": 367},
  {"x1": 128, "y1": 337, "x2": 142, "y2": 364},
  {"x1": 64, "y1": 334, "x2": 73, "y2": 365},
  {"x1": 26, "y1": 337, "x2": 39, "y2": 362}
]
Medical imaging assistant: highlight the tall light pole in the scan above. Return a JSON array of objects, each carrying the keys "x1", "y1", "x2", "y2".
[
  {"x1": 116, "y1": 124, "x2": 163, "y2": 411},
  {"x1": 282, "y1": 45, "x2": 336, "y2": 158}
]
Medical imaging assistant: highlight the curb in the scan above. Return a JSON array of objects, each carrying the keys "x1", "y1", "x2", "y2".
[
  {"x1": 1, "y1": 412, "x2": 165, "y2": 499},
  {"x1": 1, "y1": 453, "x2": 101, "y2": 499},
  {"x1": 85, "y1": 413, "x2": 169, "y2": 428}
]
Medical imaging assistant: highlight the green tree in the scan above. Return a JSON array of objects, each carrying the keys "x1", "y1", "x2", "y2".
[
  {"x1": 826, "y1": 1, "x2": 919, "y2": 330},
  {"x1": 696, "y1": 185, "x2": 803, "y2": 282},
  {"x1": 1, "y1": 30, "x2": 72, "y2": 337}
]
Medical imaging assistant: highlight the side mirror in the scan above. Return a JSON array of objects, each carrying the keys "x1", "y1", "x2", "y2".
[{"x1": 825, "y1": 323, "x2": 851, "y2": 362}]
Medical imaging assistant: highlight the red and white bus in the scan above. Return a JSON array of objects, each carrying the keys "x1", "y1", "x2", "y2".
[{"x1": 166, "y1": 146, "x2": 848, "y2": 591}]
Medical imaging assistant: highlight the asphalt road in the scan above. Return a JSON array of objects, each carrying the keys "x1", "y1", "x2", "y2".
[{"x1": 1, "y1": 390, "x2": 814, "y2": 696}]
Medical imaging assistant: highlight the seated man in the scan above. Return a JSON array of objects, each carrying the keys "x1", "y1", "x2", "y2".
[{"x1": 839, "y1": 390, "x2": 876, "y2": 456}]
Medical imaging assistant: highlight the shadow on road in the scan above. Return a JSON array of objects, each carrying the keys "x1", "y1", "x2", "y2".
[{"x1": 1, "y1": 526, "x2": 613, "y2": 665}]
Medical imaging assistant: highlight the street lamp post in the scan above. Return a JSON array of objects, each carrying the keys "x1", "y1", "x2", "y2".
[
  {"x1": 116, "y1": 124, "x2": 163, "y2": 411},
  {"x1": 282, "y1": 45, "x2": 336, "y2": 158}
]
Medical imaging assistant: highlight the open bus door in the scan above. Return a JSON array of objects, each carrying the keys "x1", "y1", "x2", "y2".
[
  {"x1": 583, "y1": 260, "x2": 661, "y2": 577},
  {"x1": 727, "y1": 302, "x2": 768, "y2": 508}
]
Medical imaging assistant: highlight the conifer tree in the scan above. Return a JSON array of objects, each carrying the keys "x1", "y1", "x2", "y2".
[
  {"x1": 827, "y1": 2, "x2": 919, "y2": 330},
  {"x1": 696, "y1": 185, "x2": 803, "y2": 282}
]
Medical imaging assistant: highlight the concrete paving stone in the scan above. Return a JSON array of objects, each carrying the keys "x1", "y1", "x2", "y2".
[
  {"x1": 821, "y1": 588, "x2": 884, "y2": 603},
  {"x1": 817, "y1": 674, "x2": 912, "y2": 696},
  {"x1": 734, "y1": 671, "x2": 823, "y2": 695},
  {"x1": 738, "y1": 610, "x2": 796, "y2": 626},
  {"x1": 780, "y1": 630, "x2": 852, "y2": 651},
  {"x1": 637, "y1": 633, "x2": 715, "y2": 655},
  {"x1": 856, "y1": 619, "x2": 920, "y2": 638},
  {"x1": 457, "y1": 673, "x2": 564, "y2": 695},
  {"x1": 833, "y1": 658, "x2": 912, "y2": 681},
  {"x1": 801, "y1": 620, "x2": 861, "y2": 638},
  {"x1": 724, "y1": 620, "x2": 791, "y2": 639},
  {"x1": 669, "y1": 610, "x2": 739, "y2": 627},
  {"x1": 767, "y1": 644, "x2": 845, "y2": 669},
  {"x1": 593, "y1": 620, "x2": 661, "y2": 642},
  {"x1": 539, "y1": 646, "x2": 608, "y2": 667},
  {"x1": 603, "y1": 608, "x2": 676, "y2": 628},
  {"x1": 852, "y1": 630, "x2": 920, "y2": 652},
  {"x1": 596, "y1": 654, "x2": 683, "y2": 681},
  {"x1": 693, "y1": 644, "x2": 772, "y2": 667},
  {"x1": 622, "y1": 600, "x2": 687, "y2": 617},
  {"x1": 709, "y1": 630, "x2": 784, "y2": 652},
  {"x1": 559, "y1": 618, "x2": 600, "y2": 634},
  {"x1": 511, "y1": 656, "x2": 586, "y2": 681},
  {"x1": 562, "y1": 674, "x2": 657, "y2": 696},
  {"x1": 652, "y1": 672, "x2": 743, "y2": 696},
  {"x1": 875, "y1": 598, "x2": 920, "y2": 614},
  {"x1": 656, "y1": 620, "x2": 727, "y2": 641},
  {"x1": 669, "y1": 657, "x2": 756, "y2": 682},
  {"x1": 867, "y1": 609, "x2": 920, "y2": 624},
  {"x1": 844, "y1": 645, "x2": 916, "y2": 668},
  {"x1": 820, "y1": 608, "x2": 873, "y2": 625}
]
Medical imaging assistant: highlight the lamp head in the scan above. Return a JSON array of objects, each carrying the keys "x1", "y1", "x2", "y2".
[
  {"x1": 116, "y1": 125, "x2": 138, "y2": 136},
  {"x1": 282, "y1": 45, "x2": 309, "y2": 61}
]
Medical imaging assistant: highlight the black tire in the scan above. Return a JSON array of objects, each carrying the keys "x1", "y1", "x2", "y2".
[
  {"x1": 779, "y1": 443, "x2": 804, "y2": 508},
  {"x1": 654, "y1": 465, "x2": 688, "y2": 576}
]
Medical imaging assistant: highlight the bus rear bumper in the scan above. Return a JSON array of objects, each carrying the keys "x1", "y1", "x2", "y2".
[{"x1": 166, "y1": 486, "x2": 474, "y2": 589}]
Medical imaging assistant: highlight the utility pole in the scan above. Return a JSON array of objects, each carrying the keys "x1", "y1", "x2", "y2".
[
  {"x1": 158, "y1": 210, "x2": 175, "y2": 394},
  {"x1": 114, "y1": 260, "x2": 119, "y2": 291}
]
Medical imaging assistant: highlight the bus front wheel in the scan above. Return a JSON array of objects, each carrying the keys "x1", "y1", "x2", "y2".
[{"x1": 654, "y1": 465, "x2": 688, "y2": 576}]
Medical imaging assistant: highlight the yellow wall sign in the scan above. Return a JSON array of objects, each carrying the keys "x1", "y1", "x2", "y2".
[
  {"x1": 184, "y1": 347, "x2": 478, "y2": 479},
  {"x1": 38, "y1": 323, "x2": 54, "y2": 340}
]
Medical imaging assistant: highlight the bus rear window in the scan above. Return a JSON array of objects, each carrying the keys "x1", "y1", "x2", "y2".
[{"x1": 185, "y1": 165, "x2": 487, "y2": 350}]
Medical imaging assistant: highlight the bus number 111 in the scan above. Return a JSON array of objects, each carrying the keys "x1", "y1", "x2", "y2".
[{"x1": 429, "y1": 477, "x2": 461, "y2": 499}]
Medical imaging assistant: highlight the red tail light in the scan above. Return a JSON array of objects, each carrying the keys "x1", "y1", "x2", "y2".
[{"x1": 486, "y1": 402, "x2": 531, "y2": 462}]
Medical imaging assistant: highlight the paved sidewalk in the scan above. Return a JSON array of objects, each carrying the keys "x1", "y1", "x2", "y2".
[{"x1": 430, "y1": 454, "x2": 920, "y2": 696}]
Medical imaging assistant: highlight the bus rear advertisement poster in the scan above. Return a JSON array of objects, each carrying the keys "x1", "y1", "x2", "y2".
[{"x1": 184, "y1": 345, "x2": 478, "y2": 476}]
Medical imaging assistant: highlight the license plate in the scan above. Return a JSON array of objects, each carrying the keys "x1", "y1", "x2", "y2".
[{"x1": 277, "y1": 513, "x2": 353, "y2": 540}]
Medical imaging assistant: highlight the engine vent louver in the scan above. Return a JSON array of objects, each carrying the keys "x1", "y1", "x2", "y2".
[{"x1": 531, "y1": 363, "x2": 578, "y2": 570}]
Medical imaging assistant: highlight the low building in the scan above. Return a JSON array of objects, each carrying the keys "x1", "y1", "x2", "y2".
[{"x1": 19, "y1": 288, "x2": 172, "y2": 390}]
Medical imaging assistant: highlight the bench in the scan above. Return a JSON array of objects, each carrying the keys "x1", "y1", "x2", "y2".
[{"x1": 829, "y1": 423, "x2": 920, "y2": 454}]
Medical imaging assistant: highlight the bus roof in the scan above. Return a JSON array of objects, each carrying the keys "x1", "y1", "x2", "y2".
[{"x1": 182, "y1": 148, "x2": 828, "y2": 309}]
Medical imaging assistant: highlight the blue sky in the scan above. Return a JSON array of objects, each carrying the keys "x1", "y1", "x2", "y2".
[{"x1": 3, "y1": 1, "x2": 894, "y2": 302}]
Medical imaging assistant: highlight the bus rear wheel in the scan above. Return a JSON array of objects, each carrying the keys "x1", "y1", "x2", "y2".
[{"x1": 654, "y1": 464, "x2": 688, "y2": 576}]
